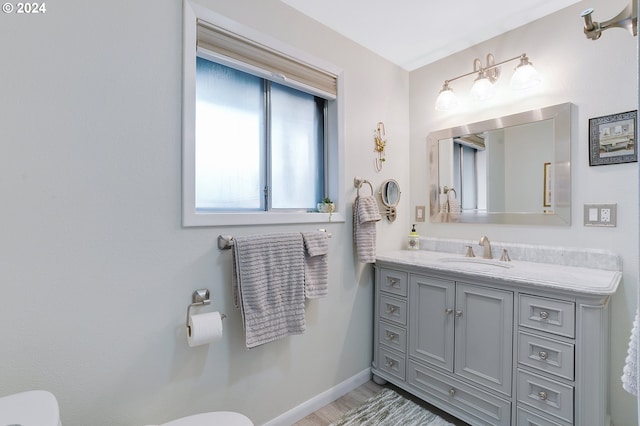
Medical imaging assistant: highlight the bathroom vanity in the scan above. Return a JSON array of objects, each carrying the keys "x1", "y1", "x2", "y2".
[{"x1": 371, "y1": 239, "x2": 621, "y2": 426}]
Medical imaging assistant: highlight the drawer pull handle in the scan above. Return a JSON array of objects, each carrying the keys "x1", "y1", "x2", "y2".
[
  {"x1": 386, "y1": 305, "x2": 398, "y2": 314},
  {"x1": 538, "y1": 391, "x2": 548, "y2": 400},
  {"x1": 385, "y1": 331, "x2": 397, "y2": 341},
  {"x1": 455, "y1": 310, "x2": 463, "y2": 317},
  {"x1": 539, "y1": 311, "x2": 550, "y2": 320},
  {"x1": 445, "y1": 308, "x2": 453, "y2": 315},
  {"x1": 386, "y1": 360, "x2": 395, "y2": 368},
  {"x1": 448, "y1": 388, "x2": 455, "y2": 397},
  {"x1": 388, "y1": 279, "x2": 400, "y2": 288},
  {"x1": 538, "y1": 351, "x2": 548, "y2": 360}
]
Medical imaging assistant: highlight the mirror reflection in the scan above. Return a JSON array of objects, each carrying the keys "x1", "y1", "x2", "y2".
[{"x1": 428, "y1": 103, "x2": 573, "y2": 226}]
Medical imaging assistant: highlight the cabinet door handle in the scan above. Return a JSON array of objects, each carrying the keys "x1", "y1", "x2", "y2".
[
  {"x1": 538, "y1": 351, "x2": 548, "y2": 360},
  {"x1": 448, "y1": 388, "x2": 455, "y2": 397},
  {"x1": 539, "y1": 311, "x2": 550, "y2": 320},
  {"x1": 538, "y1": 391, "x2": 548, "y2": 400},
  {"x1": 386, "y1": 305, "x2": 398, "y2": 314},
  {"x1": 455, "y1": 310, "x2": 463, "y2": 317},
  {"x1": 386, "y1": 360, "x2": 395, "y2": 368},
  {"x1": 385, "y1": 331, "x2": 397, "y2": 341},
  {"x1": 388, "y1": 278, "x2": 400, "y2": 288},
  {"x1": 445, "y1": 308, "x2": 453, "y2": 315}
]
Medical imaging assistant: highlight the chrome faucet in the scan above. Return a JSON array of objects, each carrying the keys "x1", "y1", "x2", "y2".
[{"x1": 479, "y1": 236, "x2": 492, "y2": 259}]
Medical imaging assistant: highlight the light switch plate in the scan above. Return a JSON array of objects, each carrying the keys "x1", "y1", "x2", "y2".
[
  {"x1": 415, "y1": 205, "x2": 426, "y2": 222},
  {"x1": 584, "y1": 203, "x2": 617, "y2": 227}
]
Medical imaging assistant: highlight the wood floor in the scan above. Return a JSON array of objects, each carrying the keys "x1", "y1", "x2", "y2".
[{"x1": 293, "y1": 380, "x2": 469, "y2": 425}]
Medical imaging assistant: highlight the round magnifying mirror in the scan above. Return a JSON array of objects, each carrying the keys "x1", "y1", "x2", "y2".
[
  {"x1": 380, "y1": 179, "x2": 401, "y2": 207},
  {"x1": 379, "y1": 180, "x2": 401, "y2": 222}
]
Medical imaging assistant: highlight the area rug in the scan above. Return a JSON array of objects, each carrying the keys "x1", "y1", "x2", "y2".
[{"x1": 330, "y1": 388, "x2": 455, "y2": 426}]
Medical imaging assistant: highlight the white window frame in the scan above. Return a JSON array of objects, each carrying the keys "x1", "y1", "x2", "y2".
[{"x1": 182, "y1": 0, "x2": 345, "y2": 227}]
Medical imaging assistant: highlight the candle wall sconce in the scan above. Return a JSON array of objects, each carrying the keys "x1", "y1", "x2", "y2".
[{"x1": 374, "y1": 122, "x2": 387, "y2": 172}]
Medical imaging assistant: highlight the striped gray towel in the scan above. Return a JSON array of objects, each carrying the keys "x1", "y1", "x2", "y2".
[
  {"x1": 232, "y1": 233, "x2": 306, "y2": 348},
  {"x1": 353, "y1": 196, "x2": 381, "y2": 263},
  {"x1": 302, "y1": 231, "x2": 329, "y2": 299}
]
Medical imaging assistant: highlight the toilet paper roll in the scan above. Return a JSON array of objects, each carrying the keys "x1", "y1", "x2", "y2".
[{"x1": 187, "y1": 311, "x2": 223, "y2": 347}]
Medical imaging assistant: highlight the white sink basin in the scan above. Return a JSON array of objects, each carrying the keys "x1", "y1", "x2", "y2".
[{"x1": 439, "y1": 257, "x2": 514, "y2": 269}]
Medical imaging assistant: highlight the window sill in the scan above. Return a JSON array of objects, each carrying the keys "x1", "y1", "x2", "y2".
[{"x1": 183, "y1": 211, "x2": 346, "y2": 227}]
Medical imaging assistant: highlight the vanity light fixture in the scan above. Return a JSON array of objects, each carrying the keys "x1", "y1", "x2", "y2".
[{"x1": 435, "y1": 53, "x2": 542, "y2": 112}]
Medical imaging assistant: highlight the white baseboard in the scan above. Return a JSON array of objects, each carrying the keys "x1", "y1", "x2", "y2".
[{"x1": 260, "y1": 368, "x2": 372, "y2": 426}]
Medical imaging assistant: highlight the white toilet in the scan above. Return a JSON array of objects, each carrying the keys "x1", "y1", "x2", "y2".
[
  {"x1": 0, "y1": 389, "x2": 252, "y2": 426},
  {"x1": 148, "y1": 411, "x2": 253, "y2": 426},
  {"x1": 0, "y1": 390, "x2": 62, "y2": 426}
]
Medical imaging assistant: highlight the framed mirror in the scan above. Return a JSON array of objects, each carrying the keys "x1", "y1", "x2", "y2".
[
  {"x1": 428, "y1": 103, "x2": 574, "y2": 226},
  {"x1": 379, "y1": 179, "x2": 401, "y2": 222}
]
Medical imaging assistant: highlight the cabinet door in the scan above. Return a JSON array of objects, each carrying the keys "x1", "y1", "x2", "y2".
[
  {"x1": 455, "y1": 282, "x2": 513, "y2": 395},
  {"x1": 409, "y1": 274, "x2": 455, "y2": 371}
]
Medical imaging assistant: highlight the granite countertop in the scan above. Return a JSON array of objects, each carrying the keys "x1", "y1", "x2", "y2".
[{"x1": 376, "y1": 247, "x2": 622, "y2": 296}]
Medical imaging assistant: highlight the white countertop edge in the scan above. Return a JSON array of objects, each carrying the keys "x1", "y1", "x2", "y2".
[{"x1": 376, "y1": 250, "x2": 622, "y2": 296}]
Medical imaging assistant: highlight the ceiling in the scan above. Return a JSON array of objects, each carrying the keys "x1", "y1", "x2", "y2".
[{"x1": 280, "y1": 0, "x2": 582, "y2": 71}]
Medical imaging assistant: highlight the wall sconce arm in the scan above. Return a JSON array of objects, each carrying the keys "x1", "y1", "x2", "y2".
[{"x1": 581, "y1": 2, "x2": 637, "y2": 40}]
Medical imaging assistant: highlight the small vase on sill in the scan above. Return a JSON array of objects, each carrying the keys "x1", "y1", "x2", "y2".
[{"x1": 317, "y1": 202, "x2": 335, "y2": 213}]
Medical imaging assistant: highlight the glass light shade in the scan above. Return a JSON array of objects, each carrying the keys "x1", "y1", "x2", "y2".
[
  {"x1": 510, "y1": 63, "x2": 542, "y2": 90},
  {"x1": 470, "y1": 75, "x2": 495, "y2": 101},
  {"x1": 435, "y1": 85, "x2": 459, "y2": 111}
]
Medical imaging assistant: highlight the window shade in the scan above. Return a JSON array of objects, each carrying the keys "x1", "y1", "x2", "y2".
[{"x1": 197, "y1": 19, "x2": 337, "y2": 98}]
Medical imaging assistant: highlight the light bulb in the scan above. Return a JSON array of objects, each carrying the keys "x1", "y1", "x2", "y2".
[
  {"x1": 511, "y1": 63, "x2": 542, "y2": 90},
  {"x1": 435, "y1": 82, "x2": 459, "y2": 112},
  {"x1": 510, "y1": 56, "x2": 542, "y2": 90},
  {"x1": 470, "y1": 74, "x2": 495, "y2": 101}
]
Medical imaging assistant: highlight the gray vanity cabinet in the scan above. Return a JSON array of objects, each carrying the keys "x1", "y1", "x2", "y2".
[
  {"x1": 374, "y1": 266, "x2": 513, "y2": 425},
  {"x1": 409, "y1": 275, "x2": 513, "y2": 396},
  {"x1": 372, "y1": 258, "x2": 615, "y2": 426}
]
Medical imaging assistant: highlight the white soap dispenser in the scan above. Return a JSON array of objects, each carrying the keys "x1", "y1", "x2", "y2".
[{"x1": 408, "y1": 224, "x2": 420, "y2": 250}]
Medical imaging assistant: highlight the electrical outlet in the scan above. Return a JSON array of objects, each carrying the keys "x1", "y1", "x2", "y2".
[{"x1": 584, "y1": 203, "x2": 617, "y2": 227}]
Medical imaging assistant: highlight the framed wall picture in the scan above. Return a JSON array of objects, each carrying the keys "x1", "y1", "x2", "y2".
[
  {"x1": 589, "y1": 110, "x2": 637, "y2": 166},
  {"x1": 543, "y1": 162, "x2": 551, "y2": 207}
]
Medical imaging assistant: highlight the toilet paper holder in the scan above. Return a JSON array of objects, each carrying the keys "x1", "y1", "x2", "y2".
[{"x1": 186, "y1": 289, "x2": 226, "y2": 331}]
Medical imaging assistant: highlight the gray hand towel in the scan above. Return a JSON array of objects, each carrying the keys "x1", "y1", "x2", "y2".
[
  {"x1": 302, "y1": 231, "x2": 329, "y2": 299},
  {"x1": 353, "y1": 196, "x2": 381, "y2": 263}
]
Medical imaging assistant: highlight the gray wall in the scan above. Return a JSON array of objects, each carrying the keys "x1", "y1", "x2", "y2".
[{"x1": 0, "y1": 1, "x2": 410, "y2": 425}]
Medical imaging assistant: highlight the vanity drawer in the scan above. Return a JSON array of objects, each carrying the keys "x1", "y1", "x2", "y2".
[
  {"x1": 517, "y1": 369, "x2": 574, "y2": 423},
  {"x1": 519, "y1": 294, "x2": 575, "y2": 338},
  {"x1": 379, "y1": 294, "x2": 407, "y2": 326},
  {"x1": 516, "y1": 407, "x2": 571, "y2": 426},
  {"x1": 378, "y1": 346, "x2": 405, "y2": 381},
  {"x1": 379, "y1": 268, "x2": 408, "y2": 297},
  {"x1": 378, "y1": 320, "x2": 406, "y2": 354},
  {"x1": 408, "y1": 361, "x2": 511, "y2": 426},
  {"x1": 518, "y1": 331, "x2": 575, "y2": 380}
]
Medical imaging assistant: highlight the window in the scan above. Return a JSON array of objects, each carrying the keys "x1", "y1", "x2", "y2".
[
  {"x1": 195, "y1": 59, "x2": 325, "y2": 212},
  {"x1": 453, "y1": 141, "x2": 487, "y2": 212},
  {"x1": 182, "y1": 1, "x2": 344, "y2": 227}
]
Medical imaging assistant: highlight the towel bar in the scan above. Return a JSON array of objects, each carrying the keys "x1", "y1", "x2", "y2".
[{"x1": 217, "y1": 229, "x2": 332, "y2": 250}]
